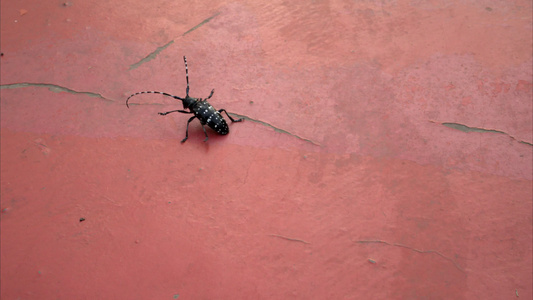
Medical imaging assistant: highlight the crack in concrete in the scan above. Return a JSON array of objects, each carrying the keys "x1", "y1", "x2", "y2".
[
  {"x1": 430, "y1": 120, "x2": 532, "y2": 146},
  {"x1": 229, "y1": 112, "x2": 321, "y2": 146},
  {"x1": 2, "y1": 82, "x2": 322, "y2": 146},
  {"x1": 129, "y1": 41, "x2": 174, "y2": 70},
  {"x1": 355, "y1": 239, "x2": 465, "y2": 273},
  {"x1": 269, "y1": 234, "x2": 310, "y2": 244},
  {"x1": 182, "y1": 12, "x2": 221, "y2": 36},
  {"x1": 0, "y1": 82, "x2": 114, "y2": 102},
  {"x1": 129, "y1": 12, "x2": 221, "y2": 70}
]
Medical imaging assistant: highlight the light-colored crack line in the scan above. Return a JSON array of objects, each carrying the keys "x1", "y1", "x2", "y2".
[
  {"x1": 355, "y1": 239, "x2": 464, "y2": 273},
  {"x1": 124, "y1": 103, "x2": 320, "y2": 145},
  {"x1": 269, "y1": 234, "x2": 310, "y2": 245},
  {"x1": 129, "y1": 40, "x2": 174, "y2": 70},
  {"x1": 430, "y1": 120, "x2": 532, "y2": 146},
  {"x1": 129, "y1": 12, "x2": 221, "y2": 70},
  {"x1": 182, "y1": 12, "x2": 220, "y2": 36},
  {"x1": 0, "y1": 83, "x2": 114, "y2": 102},
  {"x1": 230, "y1": 113, "x2": 321, "y2": 146}
]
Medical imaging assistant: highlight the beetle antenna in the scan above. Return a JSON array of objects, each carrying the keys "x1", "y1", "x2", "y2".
[{"x1": 184, "y1": 56, "x2": 190, "y2": 96}]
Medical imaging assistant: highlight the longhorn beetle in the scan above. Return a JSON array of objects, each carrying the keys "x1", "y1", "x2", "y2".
[{"x1": 126, "y1": 56, "x2": 242, "y2": 143}]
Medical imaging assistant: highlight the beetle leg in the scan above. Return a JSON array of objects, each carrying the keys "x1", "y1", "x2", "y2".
[
  {"x1": 201, "y1": 125, "x2": 209, "y2": 142},
  {"x1": 181, "y1": 116, "x2": 197, "y2": 143},
  {"x1": 159, "y1": 109, "x2": 192, "y2": 116},
  {"x1": 204, "y1": 89, "x2": 215, "y2": 101},
  {"x1": 218, "y1": 109, "x2": 243, "y2": 122}
]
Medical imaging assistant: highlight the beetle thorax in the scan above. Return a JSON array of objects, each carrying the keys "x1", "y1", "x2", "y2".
[{"x1": 181, "y1": 95, "x2": 198, "y2": 110}]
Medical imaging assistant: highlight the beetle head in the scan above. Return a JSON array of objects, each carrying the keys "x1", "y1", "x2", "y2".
[{"x1": 181, "y1": 95, "x2": 197, "y2": 109}]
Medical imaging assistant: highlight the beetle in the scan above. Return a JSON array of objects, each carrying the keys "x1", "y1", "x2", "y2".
[{"x1": 126, "y1": 56, "x2": 242, "y2": 143}]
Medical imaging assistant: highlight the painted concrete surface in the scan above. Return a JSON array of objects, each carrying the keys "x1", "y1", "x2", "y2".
[{"x1": 1, "y1": 0, "x2": 531, "y2": 299}]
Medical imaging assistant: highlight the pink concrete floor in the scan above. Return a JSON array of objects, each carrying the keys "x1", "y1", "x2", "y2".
[{"x1": 1, "y1": 1, "x2": 532, "y2": 299}]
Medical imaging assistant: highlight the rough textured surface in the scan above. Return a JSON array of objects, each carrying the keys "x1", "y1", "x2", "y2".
[{"x1": 1, "y1": 0, "x2": 531, "y2": 299}]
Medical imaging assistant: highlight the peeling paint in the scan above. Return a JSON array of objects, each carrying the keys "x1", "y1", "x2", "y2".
[
  {"x1": 442, "y1": 122, "x2": 507, "y2": 135},
  {"x1": 230, "y1": 112, "x2": 321, "y2": 146},
  {"x1": 0, "y1": 82, "x2": 114, "y2": 102},
  {"x1": 431, "y1": 121, "x2": 532, "y2": 146},
  {"x1": 269, "y1": 234, "x2": 310, "y2": 244}
]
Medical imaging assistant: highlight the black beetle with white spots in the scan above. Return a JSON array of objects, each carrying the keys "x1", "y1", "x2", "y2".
[{"x1": 126, "y1": 56, "x2": 243, "y2": 143}]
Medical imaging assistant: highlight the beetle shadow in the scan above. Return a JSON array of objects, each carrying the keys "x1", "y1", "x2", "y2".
[{"x1": 182, "y1": 127, "x2": 231, "y2": 152}]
